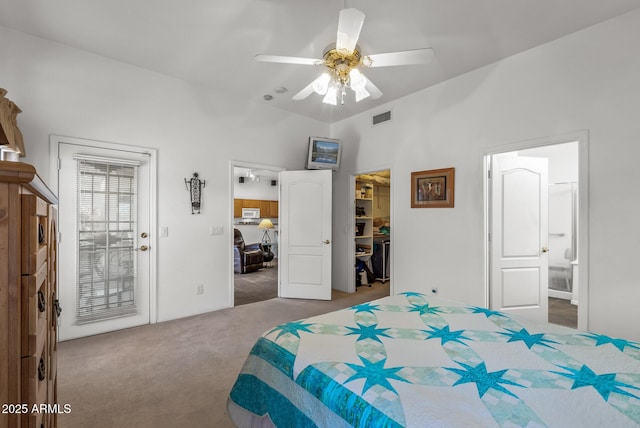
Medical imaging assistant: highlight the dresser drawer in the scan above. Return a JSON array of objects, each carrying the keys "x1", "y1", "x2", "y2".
[
  {"x1": 21, "y1": 262, "x2": 48, "y2": 357},
  {"x1": 21, "y1": 340, "x2": 49, "y2": 427},
  {"x1": 21, "y1": 194, "x2": 49, "y2": 275}
]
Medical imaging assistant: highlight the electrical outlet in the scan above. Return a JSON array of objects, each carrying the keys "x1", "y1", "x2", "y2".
[
  {"x1": 431, "y1": 287, "x2": 438, "y2": 295},
  {"x1": 196, "y1": 284, "x2": 204, "y2": 295}
]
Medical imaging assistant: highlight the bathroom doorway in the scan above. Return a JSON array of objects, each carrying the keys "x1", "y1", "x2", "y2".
[{"x1": 487, "y1": 139, "x2": 583, "y2": 329}]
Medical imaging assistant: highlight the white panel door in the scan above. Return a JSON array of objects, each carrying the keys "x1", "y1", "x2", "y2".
[
  {"x1": 58, "y1": 142, "x2": 151, "y2": 340},
  {"x1": 491, "y1": 155, "x2": 549, "y2": 322},
  {"x1": 279, "y1": 170, "x2": 332, "y2": 300}
]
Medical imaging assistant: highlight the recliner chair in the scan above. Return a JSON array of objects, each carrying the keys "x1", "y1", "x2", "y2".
[{"x1": 233, "y1": 228, "x2": 264, "y2": 274}]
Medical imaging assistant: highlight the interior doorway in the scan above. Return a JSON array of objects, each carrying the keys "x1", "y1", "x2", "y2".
[
  {"x1": 231, "y1": 162, "x2": 283, "y2": 306},
  {"x1": 352, "y1": 169, "x2": 392, "y2": 295},
  {"x1": 486, "y1": 135, "x2": 588, "y2": 330}
]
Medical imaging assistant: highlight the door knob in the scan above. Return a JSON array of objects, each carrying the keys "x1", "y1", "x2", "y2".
[
  {"x1": 323, "y1": 240, "x2": 331, "y2": 244},
  {"x1": 541, "y1": 246, "x2": 549, "y2": 253},
  {"x1": 135, "y1": 245, "x2": 149, "y2": 251},
  {"x1": 140, "y1": 232, "x2": 148, "y2": 238}
]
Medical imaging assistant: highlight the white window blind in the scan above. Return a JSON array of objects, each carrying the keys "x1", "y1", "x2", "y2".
[{"x1": 75, "y1": 155, "x2": 139, "y2": 324}]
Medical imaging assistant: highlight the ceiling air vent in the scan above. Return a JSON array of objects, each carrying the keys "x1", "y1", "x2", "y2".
[{"x1": 372, "y1": 110, "x2": 392, "y2": 126}]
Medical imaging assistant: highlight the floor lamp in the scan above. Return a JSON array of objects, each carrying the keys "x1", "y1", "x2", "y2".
[{"x1": 258, "y1": 219, "x2": 274, "y2": 244}]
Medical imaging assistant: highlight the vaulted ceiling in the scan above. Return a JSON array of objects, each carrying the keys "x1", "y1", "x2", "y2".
[{"x1": 2, "y1": 0, "x2": 640, "y2": 123}]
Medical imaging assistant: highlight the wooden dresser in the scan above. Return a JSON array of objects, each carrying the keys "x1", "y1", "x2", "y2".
[{"x1": 1, "y1": 161, "x2": 59, "y2": 428}]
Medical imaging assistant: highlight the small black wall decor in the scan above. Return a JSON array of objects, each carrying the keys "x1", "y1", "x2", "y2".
[{"x1": 185, "y1": 172, "x2": 206, "y2": 214}]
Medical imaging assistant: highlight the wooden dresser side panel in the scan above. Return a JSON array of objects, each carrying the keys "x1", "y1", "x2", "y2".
[{"x1": 48, "y1": 205, "x2": 58, "y2": 396}]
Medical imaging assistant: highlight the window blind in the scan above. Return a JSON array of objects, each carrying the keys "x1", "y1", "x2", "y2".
[{"x1": 75, "y1": 155, "x2": 139, "y2": 324}]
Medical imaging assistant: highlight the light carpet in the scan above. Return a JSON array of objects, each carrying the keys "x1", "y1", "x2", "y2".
[{"x1": 57, "y1": 283, "x2": 390, "y2": 427}]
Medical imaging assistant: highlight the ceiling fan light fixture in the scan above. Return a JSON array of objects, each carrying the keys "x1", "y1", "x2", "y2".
[
  {"x1": 361, "y1": 55, "x2": 373, "y2": 68},
  {"x1": 354, "y1": 86, "x2": 370, "y2": 102},
  {"x1": 244, "y1": 169, "x2": 261, "y2": 181},
  {"x1": 312, "y1": 73, "x2": 331, "y2": 95},
  {"x1": 256, "y1": 7, "x2": 429, "y2": 107},
  {"x1": 323, "y1": 86, "x2": 338, "y2": 105},
  {"x1": 349, "y1": 68, "x2": 367, "y2": 90}
]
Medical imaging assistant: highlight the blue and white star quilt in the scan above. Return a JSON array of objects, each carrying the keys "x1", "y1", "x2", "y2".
[{"x1": 228, "y1": 293, "x2": 640, "y2": 427}]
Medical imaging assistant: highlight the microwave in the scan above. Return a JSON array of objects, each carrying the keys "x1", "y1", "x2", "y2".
[{"x1": 241, "y1": 208, "x2": 260, "y2": 219}]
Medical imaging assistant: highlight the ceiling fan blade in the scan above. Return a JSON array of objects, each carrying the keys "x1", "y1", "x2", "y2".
[
  {"x1": 254, "y1": 54, "x2": 323, "y2": 66},
  {"x1": 336, "y1": 8, "x2": 365, "y2": 54},
  {"x1": 292, "y1": 80, "x2": 316, "y2": 100},
  {"x1": 365, "y1": 48, "x2": 435, "y2": 68},
  {"x1": 364, "y1": 77, "x2": 383, "y2": 99}
]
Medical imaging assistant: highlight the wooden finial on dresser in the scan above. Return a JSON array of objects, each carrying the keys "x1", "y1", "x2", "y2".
[{"x1": 0, "y1": 88, "x2": 26, "y2": 157}]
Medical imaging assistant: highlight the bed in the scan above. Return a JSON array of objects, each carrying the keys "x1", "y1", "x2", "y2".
[{"x1": 227, "y1": 293, "x2": 640, "y2": 427}]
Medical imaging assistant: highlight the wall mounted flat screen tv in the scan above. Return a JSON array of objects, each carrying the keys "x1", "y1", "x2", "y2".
[{"x1": 305, "y1": 137, "x2": 341, "y2": 171}]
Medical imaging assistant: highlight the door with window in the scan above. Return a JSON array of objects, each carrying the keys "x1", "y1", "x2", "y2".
[{"x1": 57, "y1": 141, "x2": 152, "y2": 340}]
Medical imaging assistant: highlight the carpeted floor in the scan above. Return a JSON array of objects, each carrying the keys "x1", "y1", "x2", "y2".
[
  {"x1": 234, "y1": 261, "x2": 278, "y2": 306},
  {"x1": 57, "y1": 282, "x2": 390, "y2": 428}
]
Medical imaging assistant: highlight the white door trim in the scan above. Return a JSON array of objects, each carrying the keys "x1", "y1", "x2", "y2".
[
  {"x1": 484, "y1": 130, "x2": 589, "y2": 331},
  {"x1": 349, "y1": 165, "x2": 394, "y2": 295},
  {"x1": 229, "y1": 160, "x2": 285, "y2": 307},
  {"x1": 50, "y1": 135, "x2": 158, "y2": 324}
]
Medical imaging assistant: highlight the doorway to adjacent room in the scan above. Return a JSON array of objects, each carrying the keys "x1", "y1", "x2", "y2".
[
  {"x1": 230, "y1": 163, "x2": 334, "y2": 304},
  {"x1": 485, "y1": 133, "x2": 588, "y2": 330},
  {"x1": 352, "y1": 168, "x2": 392, "y2": 295},
  {"x1": 231, "y1": 162, "x2": 283, "y2": 306}
]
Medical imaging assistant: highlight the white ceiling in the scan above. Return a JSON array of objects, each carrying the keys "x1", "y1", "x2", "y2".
[{"x1": 2, "y1": 0, "x2": 640, "y2": 123}]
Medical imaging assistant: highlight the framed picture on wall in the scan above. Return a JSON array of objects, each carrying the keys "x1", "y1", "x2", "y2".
[{"x1": 411, "y1": 167, "x2": 455, "y2": 208}]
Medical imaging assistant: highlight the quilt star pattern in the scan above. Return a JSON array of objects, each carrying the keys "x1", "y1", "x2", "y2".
[{"x1": 228, "y1": 293, "x2": 640, "y2": 427}]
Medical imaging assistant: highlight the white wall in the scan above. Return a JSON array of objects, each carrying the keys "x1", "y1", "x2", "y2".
[
  {"x1": 0, "y1": 26, "x2": 328, "y2": 322},
  {"x1": 331, "y1": 9, "x2": 640, "y2": 341}
]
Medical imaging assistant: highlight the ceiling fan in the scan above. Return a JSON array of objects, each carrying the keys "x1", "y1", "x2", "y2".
[{"x1": 255, "y1": 8, "x2": 434, "y2": 106}]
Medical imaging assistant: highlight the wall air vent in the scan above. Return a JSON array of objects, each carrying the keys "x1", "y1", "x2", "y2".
[{"x1": 372, "y1": 110, "x2": 392, "y2": 126}]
